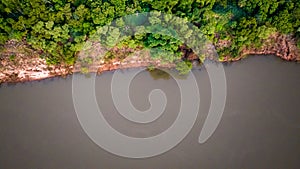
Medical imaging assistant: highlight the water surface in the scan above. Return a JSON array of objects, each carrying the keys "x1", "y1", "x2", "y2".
[{"x1": 0, "y1": 55, "x2": 300, "y2": 169}]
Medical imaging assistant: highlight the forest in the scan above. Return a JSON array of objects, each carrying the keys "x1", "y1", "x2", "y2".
[{"x1": 0, "y1": 0, "x2": 299, "y2": 74}]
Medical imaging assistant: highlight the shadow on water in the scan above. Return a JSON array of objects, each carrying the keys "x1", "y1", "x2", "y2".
[
  {"x1": 147, "y1": 68, "x2": 190, "y2": 80},
  {"x1": 148, "y1": 68, "x2": 171, "y2": 80}
]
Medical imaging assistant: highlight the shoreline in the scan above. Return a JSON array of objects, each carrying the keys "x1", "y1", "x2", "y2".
[
  {"x1": 0, "y1": 53, "x2": 298, "y2": 84},
  {"x1": 1, "y1": 33, "x2": 299, "y2": 84}
]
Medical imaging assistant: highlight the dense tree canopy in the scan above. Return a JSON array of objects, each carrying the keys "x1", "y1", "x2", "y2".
[{"x1": 0, "y1": 0, "x2": 299, "y2": 73}]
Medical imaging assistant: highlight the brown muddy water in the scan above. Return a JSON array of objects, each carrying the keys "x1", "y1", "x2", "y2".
[{"x1": 0, "y1": 55, "x2": 300, "y2": 169}]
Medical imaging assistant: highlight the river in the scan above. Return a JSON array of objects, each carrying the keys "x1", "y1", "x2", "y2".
[{"x1": 0, "y1": 55, "x2": 300, "y2": 169}]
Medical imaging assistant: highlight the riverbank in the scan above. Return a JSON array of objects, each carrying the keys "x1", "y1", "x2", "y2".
[
  {"x1": 216, "y1": 33, "x2": 300, "y2": 62},
  {"x1": 1, "y1": 33, "x2": 299, "y2": 84}
]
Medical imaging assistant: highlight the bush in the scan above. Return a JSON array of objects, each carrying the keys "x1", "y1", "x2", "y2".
[{"x1": 176, "y1": 61, "x2": 192, "y2": 75}]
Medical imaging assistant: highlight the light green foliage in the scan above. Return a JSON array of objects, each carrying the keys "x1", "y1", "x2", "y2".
[
  {"x1": 105, "y1": 27, "x2": 121, "y2": 47},
  {"x1": 176, "y1": 61, "x2": 193, "y2": 75},
  {"x1": 80, "y1": 67, "x2": 89, "y2": 74},
  {"x1": 142, "y1": 0, "x2": 179, "y2": 13}
]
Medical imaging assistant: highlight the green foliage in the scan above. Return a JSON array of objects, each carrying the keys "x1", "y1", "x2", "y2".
[
  {"x1": 147, "y1": 65, "x2": 156, "y2": 71},
  {"x1": 144, "y1": 33, "x2": 183, "y2": 63},
  {"x1": 297, "y1": 32, "x2": 300, "y2": 49},
  {"x1": 80, "y1": 67, "x2": 89, "y2": 74},
  {"x1": 176, "y1": 61, "x2": 192, "y2": 75},
  {"x1": 141, "y1": 0, "x2": 179, "y2": 13},
  {"x1": 9, "y1": 54, "x2": 16, "y2": 61},
  {"x1": 0, "y1": 0, "x2": 299, "y2": 67}
]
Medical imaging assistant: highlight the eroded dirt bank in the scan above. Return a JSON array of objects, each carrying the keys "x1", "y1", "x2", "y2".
[
  {"x1": 219, "y1": 33, "x2": 300, "y2": 62},
  {"x1": 1, "y1": 34, "x2": 299, "y2": 84}
]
